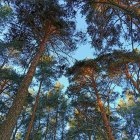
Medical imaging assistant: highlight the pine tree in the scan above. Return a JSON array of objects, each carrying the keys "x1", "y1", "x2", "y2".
[
  {"x1": 0, "y1": 1, "x2": 76, "y2": 139},
  {"x1": 67, "y1": 59, "x2": 115, "y2": 140},
  {"x1": 67, "y1": 0, "x2": 140, "y2": 52}
]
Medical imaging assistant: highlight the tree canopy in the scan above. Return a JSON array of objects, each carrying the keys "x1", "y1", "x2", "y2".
[{"x1": 0, "y1": 0, "x2": 140, "y2": 140}]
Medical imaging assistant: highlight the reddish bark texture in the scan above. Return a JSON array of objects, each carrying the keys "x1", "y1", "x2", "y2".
[
  {"x1": 25, "y1": 80, "x2": 43, "y2": 140},
  {"x1": 125, "y1": 64, "x2": 140, "y2": 93},
  {"x1": 92, "y1": 77, "x2": 115, "y2": 140},
  {"x1": 0, "y1": 34, "x2": 48, "y2": 140}
]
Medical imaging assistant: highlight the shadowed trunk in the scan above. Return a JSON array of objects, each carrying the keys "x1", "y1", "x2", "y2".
[
  {"x1": 0, "y1": 34, "x2": 48, "y2": 140},
  {"x1": 54, "y1": 108, "x2": 58, "y2": 140},
  {"x1": 92, "y1": 77, "x2": 115, "y2": 140},
  {"x1": 88, "y1": 134, "x2": 92, "y2": 140}
]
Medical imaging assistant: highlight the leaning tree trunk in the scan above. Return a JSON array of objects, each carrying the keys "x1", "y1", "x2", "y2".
[
  {"x1": 125, "y1": 64, "x2": 140, "y2": 94},
  {"x1": 25, "y1": 80, "x2": 43, "y2": 140},
  {"x1": 0, "y1": 34, "x2": 49, "y2": 140},
  {"x1": 92, "y1": 78, "x2": 115, "y2": 140}
]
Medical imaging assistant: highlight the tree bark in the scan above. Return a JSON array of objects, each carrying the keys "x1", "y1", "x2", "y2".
[
  {"x1": 92, "y1": 78, "x2": 114, "y2": 140},
  {"x1": 0, "y1": 34, "x2": 48, "y2": 140},
  {"x1": 125, "y1": 65, "x2": 140, "y2": 94},
  {"x1": 25, "y1": 80, "x2": 43, "y2": 140}
]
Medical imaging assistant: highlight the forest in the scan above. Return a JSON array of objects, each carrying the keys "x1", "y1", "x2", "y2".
[{"x1": 0, "y1": 0, "x2": 140, "y2": 140}]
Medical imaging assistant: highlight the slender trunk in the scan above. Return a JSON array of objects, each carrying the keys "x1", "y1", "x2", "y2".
[
  {"x1": 54, "y1": 108, "x2": 58, "y2": 140},
  {"x1": 0, "y1": 80, "x2": 9, "y2": 94},
  {"x1": 61, "y1": 125, "x2": 64, "y2": 140},
  {"x1": 92, "y1": 78, "x2": 114, "y2": 140},
  {"x1": 61, "y1": 116, "x2": 65, "y2": 140},
  {"x1": 45, "y1": 113, "x2": 50, "y2": 139},
  {"x1": 25, "y1": 80, "x2": 43, "y2": 140},
  {"x1": 0, "y1": 35, "x2": 48, "y2": 140},
  {"x1": 125, "y1": 65, "x2": 140, "y2": 93},
  {"x1": 12, "y1": 113, "x2": 25, "y2": 140},
  {"x1": 0, "y1": 58, "x2": 8, "y2": 69},
  {"x1": 11, "y1": 124, "x2": 18, "y2": 140},
  {"x1": 88, "y1": 135, "x2": 92, "y2": 140},
  {"x1": 108, "y1": 92, "x2": 110, "y2": 123}
]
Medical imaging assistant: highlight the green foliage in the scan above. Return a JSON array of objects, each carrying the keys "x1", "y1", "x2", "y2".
[
  {"x1": 117, "y1": 95, "x2": 140, "y2": 139},
  {"x1": 0, "y1": 67, "x2": 23, "y2": 82},
  {"x1": 0, "y1": 0, "x2": 140, "y2": 139},
  {"x1": 67, "y1": 0, "x2": 140, "y2": 52},
  {"x1": 0, "y1": 5, "x2": 12, "y2": 18}
]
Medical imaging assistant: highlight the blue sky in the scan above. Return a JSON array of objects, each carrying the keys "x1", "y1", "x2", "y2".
[
  {"x1": 58, "y1": 11, "x2": 126, "y2": 110},
  {"x1": 59, "y1": 12, "x2": 95, "y2": 91}
]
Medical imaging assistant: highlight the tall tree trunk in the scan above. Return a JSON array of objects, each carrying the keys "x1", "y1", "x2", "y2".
[
  {"x1": 92, "y1": 78, "x2": 114, "y2": 140},
  {"x1": 25, "y1": 80, "x2": 43, "y2": 140},
  {"x1": 45, "y1": 113, "x2": 50, "y2": 139},
  {"x1": 0, "y1": 35, "x2": 48, "y2": 140},
  {"x1": 54, "y1": 108, "x2": 58, "y2": 140},
  {"x1": 61, "y1": 116, "x2": 65, "y2": 140},
  {"x1": 125, "y1": 64, "x2": 140, "y2": 93}
]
